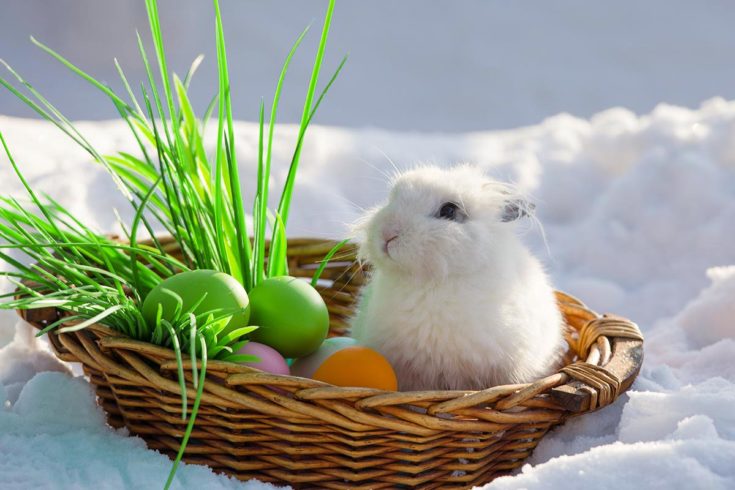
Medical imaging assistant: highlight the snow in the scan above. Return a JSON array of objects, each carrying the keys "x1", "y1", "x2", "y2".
[
  {"x1": 1, "y1": 97, "x2": 735, "y2": 488},
  {"x1": 0, "y1": 323, "x2": 70, "y2": 406},
  {"x1": 675, "y1": 266, "x2": 735, "y2": 349},
  {"x1": 0, "y1": 371, "x2": 272, "y2": 490}
]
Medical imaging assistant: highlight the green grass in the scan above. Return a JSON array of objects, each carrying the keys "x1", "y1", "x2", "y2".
[{"x1": 0, "y1": 0, "x2": 342, "y2": 487}]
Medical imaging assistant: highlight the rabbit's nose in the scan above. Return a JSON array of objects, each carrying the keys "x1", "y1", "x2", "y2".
[
  {"x1": 381, "y1": 224, "x2": 401, "y2": 242},
  {"x1": 381, "y1": 224, "x2": 400, "y2": 256},
  {"x1": 382, "y1": 234, "x2": 398, "y2": 255}
]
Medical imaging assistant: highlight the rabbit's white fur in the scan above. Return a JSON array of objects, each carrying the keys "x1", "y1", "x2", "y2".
[{"x1": 350, "y1": 164, "x2": 565, "y2": 391}]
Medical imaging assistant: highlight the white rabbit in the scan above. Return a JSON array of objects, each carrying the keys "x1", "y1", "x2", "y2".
[{"x1": 350, "y1": 164, "x2": 565, "y2": 391}]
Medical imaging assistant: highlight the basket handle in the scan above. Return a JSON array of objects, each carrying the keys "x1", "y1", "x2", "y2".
[{"x1": 551, "y1": 316, "x2": 643, "y2": 412}]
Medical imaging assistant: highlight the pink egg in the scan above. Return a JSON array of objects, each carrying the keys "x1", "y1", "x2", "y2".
[{"x1": 237, "y1": 341, "x2": 290, "y2": 375}]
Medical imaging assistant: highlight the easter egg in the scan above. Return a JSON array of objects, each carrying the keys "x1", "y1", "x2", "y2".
[
  {"x1": 292, "y1": 340, "x2": 398, "y2": 391},
  {"x1": 237, "y1": 342, "x2": 290, "y2": 375},
  {"x1": 142, "y1": 270, "x2": 250, "y2": 336},
  {"x1": 248, "y1": 276, "x2": 329, "y2": 358},
  {"x1": 290, "y1": 336, "x2": 356, "y2": 377}
]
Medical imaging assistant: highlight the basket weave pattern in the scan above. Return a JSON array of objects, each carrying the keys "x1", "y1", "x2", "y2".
[{"x1": 21, "y1": 238, "x2": 644, "y2": 489}]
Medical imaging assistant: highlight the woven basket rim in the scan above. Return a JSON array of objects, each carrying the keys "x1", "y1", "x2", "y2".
[{"x1": 18, "y1": 236, "x2": 644, "y2": 415}]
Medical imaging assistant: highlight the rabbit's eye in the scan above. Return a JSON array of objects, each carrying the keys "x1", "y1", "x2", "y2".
[{"x1": 436, "y1": 202, "x2": 465, "y2": 222}]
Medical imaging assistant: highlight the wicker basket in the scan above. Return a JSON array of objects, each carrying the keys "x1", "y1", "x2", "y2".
[{"x1": 20, "y1": 237, "x2": 643, "y2": 489}]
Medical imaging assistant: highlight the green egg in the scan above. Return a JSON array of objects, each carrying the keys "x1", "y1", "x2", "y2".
[
  {"x1": 142, "y1": 270, "x2": 250, "y2": 336},
  {"x1": 249, "y1": 276, "x2": 329, "y2": 358}
]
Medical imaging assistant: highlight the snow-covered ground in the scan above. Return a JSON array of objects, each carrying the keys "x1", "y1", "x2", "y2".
[{"x1": 1, "y1": 97, "x2": 735, "y2": 489}]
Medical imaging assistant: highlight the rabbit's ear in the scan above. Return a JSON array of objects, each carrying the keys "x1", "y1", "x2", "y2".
[
  {"x1": 501, "y1": 199, "x2": 535, "y2": 222},
  {"x1": 481, "y1": 180, "x2": 534, "y2": 221}
]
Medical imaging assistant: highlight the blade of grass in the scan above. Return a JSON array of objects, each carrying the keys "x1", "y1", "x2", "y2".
[
  {"x1": 268, "y1": 1, "x2": 340, "y2": 273},
  {"x1": 255, "y1": 26, "x2": 309, "y2": 286},
  {"x1": 212, "y1": 0, "x2": 251, "y2": 288},
  {"x1": 252, "y1": 99, "x2": 265, "y2": 287},
  {"x1": 57, "y1": 305, "x2": 124, "y2": 333},
  {"x1": 162, "y1": 319, "x2": 187, "y2": 420},
  {"x1": 163, "y1": 333, "x2": 207, "y2": 490},
  {"x1": 311, "y1": 239, "x2": 349, "y2": 287},
  {"x1": 275, "y1": 0, "x2": 335, "y2": 228}
]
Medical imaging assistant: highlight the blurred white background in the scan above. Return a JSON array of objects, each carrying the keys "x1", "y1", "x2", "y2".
[{"x1": 1, "y1": 0, "x2": 734, "y2": 132}]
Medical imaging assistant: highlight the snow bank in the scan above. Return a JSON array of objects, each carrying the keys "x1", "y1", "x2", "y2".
[
  {"x1": 675, "y1": 266, "x2": 735, "y2": 349},
  {"x1": 0, "y1": 371, "x2": 274, "y2": 490},
  {"x1": 1, "y1": 97, "x2": 734, "y2": 488},
  {"x1": 0, "y1": 323, "x2": 70, "y2": 406}
]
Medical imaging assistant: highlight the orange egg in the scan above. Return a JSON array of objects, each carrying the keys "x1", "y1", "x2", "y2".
[{"x1": 311, "y1": 346, "x2": 398, "y2": 391}]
